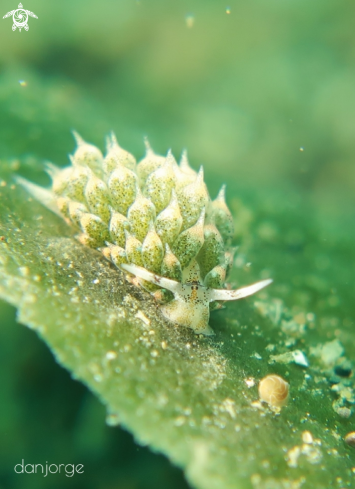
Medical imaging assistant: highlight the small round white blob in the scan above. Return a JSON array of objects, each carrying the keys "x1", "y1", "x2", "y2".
[
  {"x1": 344, "y1": 432, "x2": 355, "y2": 448},
  {"x1": 258, "y1": 374, "x2": 289, "y2": 408}
]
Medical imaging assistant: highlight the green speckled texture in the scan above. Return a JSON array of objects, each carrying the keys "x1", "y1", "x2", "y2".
[{"x1": 1, "y1": 0, "x2": 355, "y2": 488}]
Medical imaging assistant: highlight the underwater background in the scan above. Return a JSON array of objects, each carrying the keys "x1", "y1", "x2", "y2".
[{"x1": 0, "y1": 0, "x2": 355, "y2": 488}]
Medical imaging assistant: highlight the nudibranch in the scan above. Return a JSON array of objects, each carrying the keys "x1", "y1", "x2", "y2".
[{"x1": 18, "y1": 132, "x2": 272, "y2": 335}]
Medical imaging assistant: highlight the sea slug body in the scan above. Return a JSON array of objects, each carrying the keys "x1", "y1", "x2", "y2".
[{"x1": 18, "y1": 132, "x2": 272, "y2": 335}]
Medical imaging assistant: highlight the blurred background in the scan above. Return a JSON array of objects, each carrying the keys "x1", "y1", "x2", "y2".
[{"x1": 0, "y1": 0, "x2": 355, "y2": 487}]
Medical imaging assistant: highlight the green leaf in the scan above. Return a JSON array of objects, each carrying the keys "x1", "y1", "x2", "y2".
[{"x1": 0, "y1": 163, "x2": 354, "y2": 489}]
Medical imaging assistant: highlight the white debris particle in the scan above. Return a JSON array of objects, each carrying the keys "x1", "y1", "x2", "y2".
[
  {"x1": 202, "y1": 416, "x2": 212, "y2": 425},
  {"x1": 151, "y1": 349, "x2": 159, "y2": 358},
  {"x1": 251, "y1": 474, "x2": 262, "y2": 486},
  {"x1": 174, "y1": 416, "x2": 186, "y2": 426},
  {"x1": 331, "y1": 384, "x2": 355, "y2": 403},
  {"x1": 156, "y1": 393, "x2": 168, "y2": 407},
  {"x1": 161, "y1": 341, "x2": 168, "y2": 350},
  {"x1": 309, "y1": 339, "x2": 344, "y2": 366},
  {"x1": 245, "y1": 377, "x2": 255, "y2": 388},
  {"x1": 19, "y1": 266, "x2": 30, "y2": 277},
  {"x1": 105, "y1": 351, "x2": 117, "y2": 361},
  {"x1": 220, "y1": 398, "x2": 236, "y2": 419},
  {"x1": 286, "y1": 432, "x2": 323, "y2": 468},
  {"x1": 213, "y1": 419, "x2": 226, "y2": 429},
  {"x1": 251, "y1": 400, "x2": 264, "y2": 411},
  {"x1": 281, "y1": 319, "x2": 306, "y2": 338},
  {"x1": 92, "y1": 278, "x2": 100, "y2": 284},
  {"x1": 301, "y1": 444, "x2": 322, "y2": 464},
  {"x1": 302, "y1": 431, "x2": 313, "y2": 444},
  {"x1": 286, "y1": 445, "x2": 301, "y2": 468},
  {"x1": 332, "y1": 403, "x2": 352, "y2": 418},
  {"x1": 252, "y1": 352, "x2": 262, "y2": 360},
  {"x1": 135, "y1": 310, "x2": 150, "y2": 326},
  {"x1": 269, "y1": 350, "x2": 309, "y2": 367},
  {"x1": 292, "y1": 350, "x2": 309, "y2": 367}
]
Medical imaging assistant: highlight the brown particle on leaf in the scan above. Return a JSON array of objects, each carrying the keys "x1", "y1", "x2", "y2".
[
  {"x1": 258, "y1": 374, "x2": 289, "y2": 408},
  {"x1": 344, "y1": 432, "x2": 355, "y2": 448}
]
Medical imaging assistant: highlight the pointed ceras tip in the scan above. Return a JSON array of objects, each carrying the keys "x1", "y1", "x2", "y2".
[
  {"x1": 72, "y1": 130, "x2": 85, "y2": 147},
  {"x1": 196, "y1": 165, "x2": 204, "y2": 182},
  {"x1": 44, "y1": 162, "x2": 60, "y2": 179},
  {"x1": 105, "y1": 135, "x2": 112, "y2": 152},
  {"x1": 143, "y1": 136, "x2": 153, "y2": 154},
  {"x1": 165, "y1": 149, "x2": 177, "y2": 166},
  {"x1": 196, "y1": 207, "x2": 206, "y2": 227},
  {"x1": 180, "y1": 149, "x2": 188, "y2": 166},
  {"x1": 216, "y1": 184, "x2": 227, "y2": 202},
  {"x1": 110, "y1": 131, "x2": 118, "y2": 146},
  {"x1": 179, "y1": 149, "x2": 195, "y2": 172}
]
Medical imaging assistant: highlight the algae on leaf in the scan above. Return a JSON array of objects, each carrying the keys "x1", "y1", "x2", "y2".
[{"x1": 0, "y1": 162, "x2": 354, "y2": 489}]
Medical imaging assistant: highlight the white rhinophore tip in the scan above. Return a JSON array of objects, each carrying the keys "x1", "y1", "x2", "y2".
[{"x1": 209, "y1": 279, "x2": 273, "y2": 302}]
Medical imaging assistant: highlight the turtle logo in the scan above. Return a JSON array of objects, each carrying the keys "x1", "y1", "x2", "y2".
[{"x1": 3, "y1": 3, "x2": 38, "y2": 31}]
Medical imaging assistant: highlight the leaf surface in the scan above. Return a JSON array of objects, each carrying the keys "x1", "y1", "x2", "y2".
[{"x1": 0, "y1": 165, "x2": 354, "y2": 489}]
